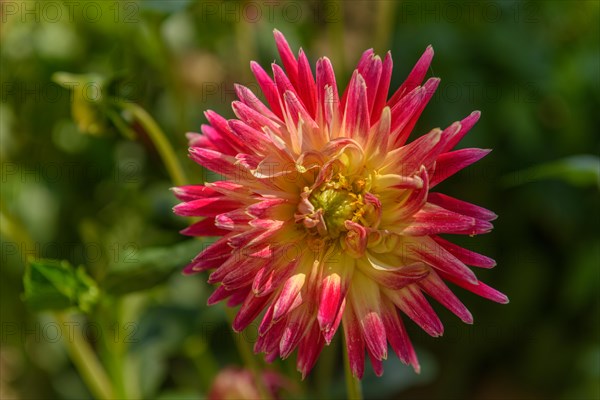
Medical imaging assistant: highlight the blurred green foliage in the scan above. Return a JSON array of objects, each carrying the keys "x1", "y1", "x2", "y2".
[{"x1": 1, "y1": 1, "x2": 598, "y2": 399}]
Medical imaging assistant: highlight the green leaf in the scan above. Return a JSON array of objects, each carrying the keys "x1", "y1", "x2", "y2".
[
  {"x1": 503, "y1": 154, "x2": 600, "y2": 188},
  {"x1": 23, "y1": 259, "x2": 99, "y2": 313},
  {"x1": 101, "y1": 239, "x2": 206, "y2": 296}
]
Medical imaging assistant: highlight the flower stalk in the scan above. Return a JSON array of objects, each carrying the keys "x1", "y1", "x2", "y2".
[{"x1": 56, "y1": 314, "x2": 116, "y2": 400}]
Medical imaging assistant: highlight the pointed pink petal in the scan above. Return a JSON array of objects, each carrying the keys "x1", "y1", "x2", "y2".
[
  {"x1": 390, "y1": 78, "x2": 440, "y2": 147},
  {"x1": 366, "y1": 263, "x2": 431, "y2": 290},
  {"x1": 368, "y1": 352, "x2": 384, "y2": 377},
  {"x1": 207, "y1": 285, "x2": 234, "y2": 305},
  {"x1": 296, "y1": 322, "x2": 326, "y2": 379},
  {"x1": 234, "y1": 83, "x2": 282, "y2": 122},
  {"x1": 189, "y1": 147, "x2": 246, "y2": 179},
  {"x1": 215, "y1": 209, "x2": 253, "y2": 231},
  {"x1": 387, "y1": 285, "x2": 444, "y2": 337},
  {"x1": 366, "y1": 106, "x2": 390, "y2": 163},
  {"x1": 357, "y1": 52, "x2": 383, "y2": 115},
  {"x1": 173, "y1": 197, "x2": 242, "y2": 217},
  {"x1": 361, "y1": 312, "x2": 387, "y2": 361},
  {"x1": 440, "y1": 272, "x2": 509, "y2": 304},
  {"x1": 233, "y1": 292, "x2": 272, "y2": 332},
  {"x1": 402, "y1": 203, "x2": 493, "y2": 236},
  {"x1": 247, "y1": 198, "x2": 290, "y2": 219},
  {"x1": 171, "y1": 185, "x2": 218, "y2": 202},
  {"x1": 381, "y1": 297, "x2": 420, "y2": 372},
  {"x1": 350, "y1": 272, "x2": 387, "y2": 361},
  {"x1": 252, "y1": 257, "x2": 299, "y2": 297},
  {"x1": 227, "y1": 120, "x2": 272, "y2": 155},
  {"x1": 273, "y1": 29, "x2": 298, "y2": 87},
  {"x1": 180, "y1": 218, "x2": 229, "y2": 237},
  {"x1": 388, "y1": 45, "x2": 434, "y2": 108},
  {"x1": 280, "y1": 311, "x2": 311, "y2": 359},
  {"x1": 384, "y1": 127, "x2": 442, "y2": 176},
  {"x1": 406, "y1": 237, "x2": 479, "y2": 284},
  {"x1": 297, "y1": 48, "x2": 317, "y2": 117},
  {"x1": 221, "y1": 257, "x2": 266, "y2": 290},
  {"x1": 272, "y1": 272, "x2": 306, "y2": 321},
  {"x1": 208, "y1": 252, "x2": 253, "y2": 284},
  {"x1": 204, "y1": 110, "x2": 247, "y2": 153},
  {"x1": 342, "y1": 303, "x2": 365, "y2": 379},
  {"x1": 430, "y1": 148, "x2": 492, "y2": 187},
  {"x1": 273, "y1": 63, "x2": 299, "y2": 104},
  {"x1": 323, "y1": 297, "x2": 345, "y2": 344},
  {"x1": 340, "y1": 49, "x2": 374, "y2": 110},
  {"x1": 193, "y1": 126, "x2": 237, "y2": 155},
  {"x1": 231, "y1": 100, "x2": 281, "y2": 133},
  {"x1": 316, "y1": 57, "x2": 339, "y2": 127},
  {"x1": 226, "y1": 286, "x2": 251, "y2": 307},
  {"x1": 256, "y1": 316, "x2": 286, "y2": 353},
  {"x1": 183, "y1": 255, "x2": 226, "y2": 275},
  {"x1": 371, "y1": 51, "x2": 393, "y2": 124},
  {"x1": 250, "y1": 61, "x2": 283, "y2": 119},
  {"x1": 183, "y1": 235, "x2": 233, "y2": 274},
  {"x1": 419, "y1": 270, "x2": 473, "y2": 323},
  {"x1": 432, "y1": 236, "x2": 496, "y2": 268},
  {"x1": 282, "y1": 89, "x2": 318, "y2": 131},
  {"x1": 317, "y1": 264, "x2": 352, "y2": 342},
  {"x1": 428, "y1": 192, "x2": 497, "y2": 221},
  {"x1": 341, "y1": 71, "x2": 370, "y2": 143},
  {"x1": 258, "y1": 304, "x2": 276, "y2": 336},
  {"x1": 442, "y1": 110, "x2": 481, "y2": 152}
]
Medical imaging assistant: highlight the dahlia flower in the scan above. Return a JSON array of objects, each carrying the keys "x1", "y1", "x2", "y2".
[
  {"x1": 208, "y1": 367, "x2": 288, "y2": 400},
  {"x1": 174, "y1": 30, "x2": 507, "y2": 378}
]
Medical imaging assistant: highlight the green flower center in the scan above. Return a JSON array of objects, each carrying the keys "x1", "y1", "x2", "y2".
[{"x1": 308, "y1": 175, "x2": 367, "y2": 238}]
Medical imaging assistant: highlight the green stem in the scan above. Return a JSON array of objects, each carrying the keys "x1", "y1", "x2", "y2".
[
  {"x1": 315, "y1": 338, "x2": 337, "y2": 398},
  {"x1": 56, "y1": 314, "x2": 116, "y2": 400},
  {"x1": 225, "y1": 307, "x2": 272, "y2": 400},
  {"x1": 342, "y1": 334, "x2": 363, "y2": 400},
  {"x1": 99, "y1": 300, "x2": 127, "y2": 399},
  {"x1": 374, "y1": 0, "x2": 396, "y2": 55},
  {"x1": 113, "y1": 100, "x2": 188, "y2": 187}
]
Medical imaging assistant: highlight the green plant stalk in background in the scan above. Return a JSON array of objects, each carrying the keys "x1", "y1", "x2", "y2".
[{"x1": 112, "y1": 100, "x2": 188, "y2": 187}]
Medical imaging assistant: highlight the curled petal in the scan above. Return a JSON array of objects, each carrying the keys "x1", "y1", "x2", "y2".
[{"x1": 344, "y1": 221, "x2": 368, "y2": 258}]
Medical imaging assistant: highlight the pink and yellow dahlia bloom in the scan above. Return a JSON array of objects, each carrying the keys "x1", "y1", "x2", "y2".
[{"x1": 174, "y1": 30, "x2": 507, "y2": 378}]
